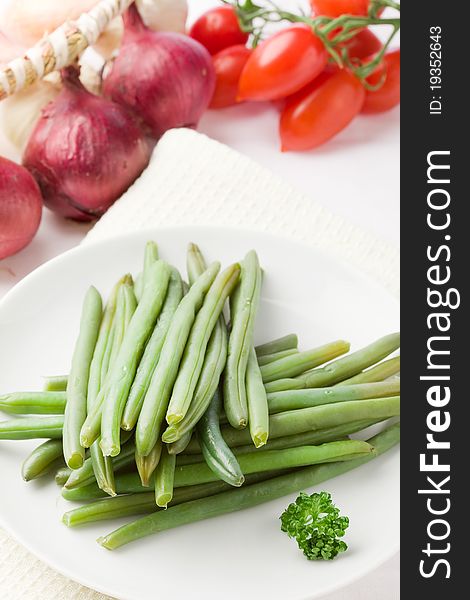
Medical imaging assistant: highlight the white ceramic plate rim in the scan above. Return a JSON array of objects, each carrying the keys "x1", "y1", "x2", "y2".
[{"x1": 0, "y1": 225, "x2": 399, "y2": 600}]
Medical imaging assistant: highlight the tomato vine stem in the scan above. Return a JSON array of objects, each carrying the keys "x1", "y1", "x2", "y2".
[{"x1": 223, "y1": 0, "x2": 400, "y2": 87}]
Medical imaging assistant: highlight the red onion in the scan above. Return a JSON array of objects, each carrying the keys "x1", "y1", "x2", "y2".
[
  {"x1": 103, "y1": 5, "x2": 215, "y2": 139},
  {"x1": 23, "y1": 67, "x2": 152, "y2": 222},
  {"x1": 0, "y1": 156, "x2": 42, "y2": 260}
]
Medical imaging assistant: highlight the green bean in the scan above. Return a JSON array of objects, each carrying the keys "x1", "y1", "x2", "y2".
[
  {"x1": 87, "y1": 279, "x2": 128, "y2": 494},
  {"x1": 62, "y1": 471, "x2": 146, "y2": 500},
  {"x1": 87, "y1": 278, "x2": 131, "y2": 493},
  {"x1": 162, "y1": 314, "x2": 228, "y2": 444},
  {"x1": 267, "y1": 380, "x2": 400, "y2": 413},
  {"x1": 255, "y1": 334, "x2": 298, "y2": 357},
  {"x1": 61, "y1": 483, "x2": 111, "y2": 501},
  {"x1": 62, "y1": 468, "x2": 288, "y2": 502},
  {"x1": 186, "y1": 397, "x2": 399, "y2": 451},
  {"x1": 143, "y1": 242, "x2": 159, "y2": 282},
  {"x1": 0, "y1": 415, "x2": 64, "y2": 440},
  {"x1": 337, "y1": 356, "x2": 401, "y2": 386},
  {"x1": 224, "y1": 250, "x2": 262, "y2": 429},
  {"x1": 175, "y1": 439, "x2": 372, "y2": 487},
  {"x1": 197, "y1": 388, "x2": 244, "y2": 487},
  {"x1": 101, "y1": 261, "x2": 171, "y2": 457},
  {"x1": 89, "y1": 443, "x2": 116, "y2": 496},
  {"x1": 89, "y1": 389, "x2": 116, "y2": 494},
  {"x1": 55, "y1": 467, "x2": 71, "y2": 486},
  {"x1": 80, "y1": 279, "x2": 137, "y2": 448},
  {"x1": 64, "y1": 492, "x2": 157, "y2": 526},
  {"x1": 44, "y1": 336, "x2": 298, "y2": 396},
  {"x1": 260, "y1": 340, "x2": 350, "y2": 383},
  {"x1": 148, "y1": 420, "x2": 379, "y2": 466},
  {"x1": 180, "y1": 418, "x2": 383, "y2": 454},
  {"x1": 167, "y1": 431, "x2": 193, "y2": 455},
  {"x1": 59, "y1": 474, "x2": 135, "y2": 501},
  {"x1": 122, "y1": 268, "x2": 183, "y2": 431},
  {"x1": 163, "y1": 245, "x2": 229, "y2": 444},
  {"x1": 117, "y1": 281, "x2": 139, "y2": 361},
  {"x1": 264, "y1": 396, "x2": 400, "y2": 439},
  {"x1": 134, "y1": 242, "x2": 159, "y2": 302},
  {"x1": 136, "y1": 262, "x2": 220, "y2": 457},
  {"x1": 63, "y1": 286, "x2": 102, "y2": 469},
  {"x1": 265, "y1": 333, "x2": 400, "y2": 392},
  {"x1": 232, "y1": 420, "x2": 378, "y2": 455},
  {"x1": 86, "y1": 280, "x2": 121, "y2": 411},
  {"x1": 43, "y1": 375, "x2": 68, "y2": 392},
  {"x1": 63, "y1": 472, "x2": 282, "y2": 526},
  {"x1": 21, "y1": 440, "x2": 64, "y2": 481},
  {"x1": 64, "y1": 439, "x2": 136, "y2": 490},
  {"x1": 166, "y1": 263, "x2": 240, "y2": 425},
  {"x1": 176, "y1": 453, "x2": 203, "y2": 466},
  {"x1": 134, "y1": 273, "x2": 144, "y2": 302},
  {"x1": 155, "y1": 445, "x2": 176, "y2": 507},
  {"x1": 257, "y1": 349, "x2": 298, "y2": 367},
  {"x1": 246, "y1": 348, "x2": 269, "y2": 447},
  {"x1": 136, "y1": 439, "x2": 162, "y2": 487},
  {"x1": 0, "y1": 392, "x2": 66, "y2": 415},
  {"x1": 100, "y1": 324, "x2": 116, "y2": 384},
  {"x1": 98, "y1": 423, "x2": 400, "y2": 549},
  {"x1": 186, "y1": 242, "x2": 206, "y2": 285}
]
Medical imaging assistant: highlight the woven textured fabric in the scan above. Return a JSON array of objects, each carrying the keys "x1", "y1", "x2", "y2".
[
  {"x1": 0, "y1": 529, "x2": 111, "y2": 599},
  {"x1": 86, "y1": 129, "x2": 399, "y2": 296},
  {"x1": 0, "y1": 128, "x2": 398, "y2": 598}
]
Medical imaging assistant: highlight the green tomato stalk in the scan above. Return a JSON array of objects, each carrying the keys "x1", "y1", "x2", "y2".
[{"x1": 224, "y1": 0, "x2": 400, "y2": 87}]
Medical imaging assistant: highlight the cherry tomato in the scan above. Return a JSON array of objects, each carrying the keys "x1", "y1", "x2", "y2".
[
  {"x1": 362, "y1": 49, "x2": 400, "y2": 113},
  {"x1": 210, "y1": 45, "x2": 252, "y2": 109},
  {"x1": 280, "y1": 68, "x2": 365, "y2": 151},
  {"x1": 189, "y1": 6, "x2": 249, "y2": 55},
  {"x1": 238, "y1": 25, "x2": 327, "y2": 101},
  {"x1": 342, "y1": 29, "x2": 382, "y2": 60},
  {"x1": 310, "y1": 0, "x2": 370, "y2": 17}
]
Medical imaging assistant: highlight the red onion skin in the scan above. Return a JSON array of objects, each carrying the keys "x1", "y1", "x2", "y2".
[
  {"x1": 0, "y1": 156, "x2": 42, "y2": 260},
  {"x1": 23, "y1": 68, "x2": 152, "y2": 222},
  {"x1": 103, "y1": 5, "x2": 215, "y2": 139}
]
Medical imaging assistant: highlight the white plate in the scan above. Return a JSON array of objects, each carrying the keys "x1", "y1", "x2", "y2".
[{"x1": 0, "y1": 227, "x2": 399, "y2": 600}]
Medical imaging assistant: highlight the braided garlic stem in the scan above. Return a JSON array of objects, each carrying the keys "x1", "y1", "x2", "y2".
[{"x1": 0, "y1": 0, "x2": 132, "y2": 101}]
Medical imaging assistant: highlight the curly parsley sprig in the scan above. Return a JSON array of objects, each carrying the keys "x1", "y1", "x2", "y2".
[
  {"x1": 280, "y1": 491, "x2": 349, "y2": 560},
  {"x1": 223, "y1": 0, "x2": 400, "y2": 87}
]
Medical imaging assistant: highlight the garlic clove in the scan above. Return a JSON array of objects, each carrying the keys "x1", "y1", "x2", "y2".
[
  {"x1": 0, "y1": 79, "x2": 61, "y2": 152},
  {"x1": 136, "y1": 0, "x2": 188, "y2": 33}
]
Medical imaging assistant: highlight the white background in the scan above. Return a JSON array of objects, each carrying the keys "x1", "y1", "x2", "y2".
[{"x1": 0, "y1": 0, "x2": 399, "y2": 598}]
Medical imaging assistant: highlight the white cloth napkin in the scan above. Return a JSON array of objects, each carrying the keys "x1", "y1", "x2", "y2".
[
  {"x1": 0, "y1": 128, "x2": 398, "y2": 599},
  {"x1": 86, "y1": 129, "x2": 399, "y2": 296}
]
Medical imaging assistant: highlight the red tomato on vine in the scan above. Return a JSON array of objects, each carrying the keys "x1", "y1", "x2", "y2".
[
  {"x1": 189, "y1": 6, "x2": 249, "y2": 55},
  {"x1": 342, "y1": 28, "x2": 382, "y2": 60},
  {"x1": 362, "y1": 49, "x2": 400, "y2": 113},
  {"x1": 238, "y1": 25, "x2": 328, "y2": 101},
  {"x1": 280, "y1": 68, "x2": 365, "y2": 151},
  {"x1": 310, "y1": 0, "x2": 371, "y2": 17},
  {"x1": 210, "y1": 45, "x2": 252, "y2": 108}
]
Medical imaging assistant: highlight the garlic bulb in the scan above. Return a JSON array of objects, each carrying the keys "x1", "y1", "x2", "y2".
[
  {"x1": 0, "y1": 31, "x2": 25, "y2": 67},
  {"x1": 136, "y1": 0, "x2": 188, "y2": 33},
  {"x1": 93, "y1": 17, "x2": 124, "y2": 60},
  {"x1": 0, "y1": 78, "x2": 61, "y2": 152},
  {"x1": 90, "y1": 1, "x2": 190, "y2": 61},
  {"x1": 79, "y1": 60, "x2": 104, "y2": 96},
  {"x1": 0, "y1": 0, "x2": 98, "y2": 47}
]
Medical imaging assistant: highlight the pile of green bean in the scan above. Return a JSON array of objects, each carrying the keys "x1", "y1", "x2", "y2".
[{"x1": 0, "y1": 242, "x2": 401, "y2": 550}]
